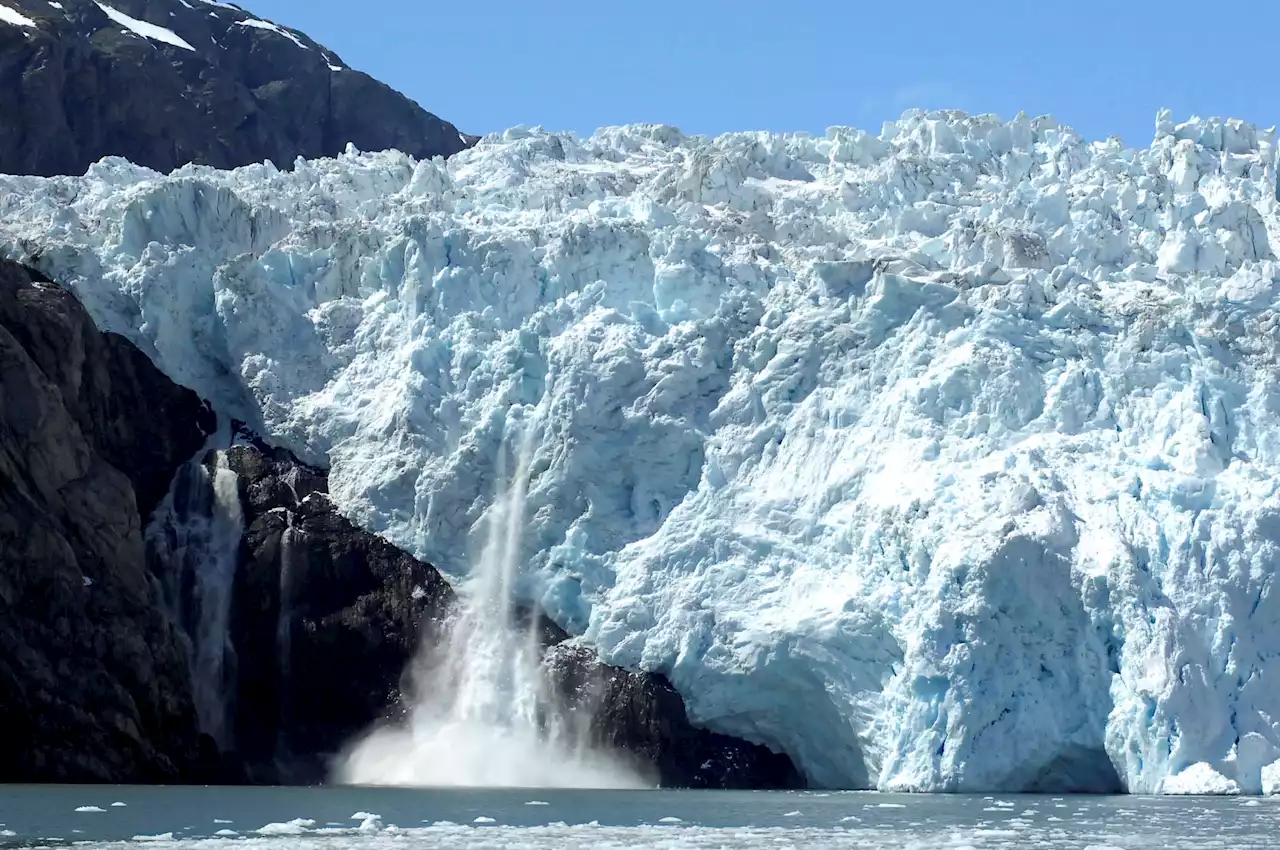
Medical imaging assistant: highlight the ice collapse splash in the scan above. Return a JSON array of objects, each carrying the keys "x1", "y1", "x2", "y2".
[
  {"x1": 336, "y1": 411, "x2": 646, "y2": 788},
  {"x1": 3, "y1": 108, "x2": 1280, "y2": 794}
]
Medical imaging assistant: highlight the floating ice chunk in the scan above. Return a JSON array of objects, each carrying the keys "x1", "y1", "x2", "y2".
[
  {"x1": 350, "y1": 812, "x2": 383, "y2": 831},
  {"x1": 657, "y1": 816, "x2": 683, "y2": 823},
  {"x1": 110, "y1": 802, "x2": 126, "y2": 807},
  {"x1": 74, "y1": 806, "x2": 105, "y2": 813},
  {"x1": 473, "y1": 816, "x2": 497, "y2": 824},
  {"x1": 255, "y1": 818, "x2": 317, "y2": 835}
]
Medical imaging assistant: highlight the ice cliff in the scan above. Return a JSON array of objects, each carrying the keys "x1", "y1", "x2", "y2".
[{"x1": 2, "y1": 108, "x2": 1279, "y2": 793}]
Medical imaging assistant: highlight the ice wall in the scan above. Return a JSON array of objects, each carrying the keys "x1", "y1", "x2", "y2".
[{"x1": 3, "y1": 108, "x2": 1279, "y2": 792}]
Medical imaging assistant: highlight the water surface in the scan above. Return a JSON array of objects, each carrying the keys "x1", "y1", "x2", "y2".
[{"x1": 2, "y1": 786, "x2": 1278, "y2": 848}]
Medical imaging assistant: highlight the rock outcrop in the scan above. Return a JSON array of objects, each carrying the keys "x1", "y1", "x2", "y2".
[
  {"x1": 545, "y1": 642, "x2": 805, "y2": 789},
  {"x1": 0, "y1": 0, "x2": 473, "y2": 177},
  {"x1": 221, "y1": 439, "x2": 454, "y2": 783},
  {"x1": 0, "y1": 259, "x2": 215, "y2": 781}
]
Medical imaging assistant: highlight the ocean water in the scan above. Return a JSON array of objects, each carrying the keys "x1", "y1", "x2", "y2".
[{"x1": 1, "y1": 787, "x2": 1278, "y2": 849}]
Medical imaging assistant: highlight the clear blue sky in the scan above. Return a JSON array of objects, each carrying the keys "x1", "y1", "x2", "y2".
[{"x1": 249, "y1": 0, "x2": 1277, "y2": 148}]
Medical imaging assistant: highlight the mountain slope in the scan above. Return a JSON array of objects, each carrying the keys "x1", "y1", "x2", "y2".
[
  {"x1": 0, "y1": 0, "x2": 472, "y2": 176},
  {"x1": 5, "y1": 110, "x2": 1277, "y2": 793}
]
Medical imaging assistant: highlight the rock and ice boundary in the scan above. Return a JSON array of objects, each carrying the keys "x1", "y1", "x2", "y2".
[{"x1": 2, "y1": 108, "x2": 1279, "y2": 794}]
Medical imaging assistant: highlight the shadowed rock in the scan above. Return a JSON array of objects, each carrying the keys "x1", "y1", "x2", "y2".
[
  {"x1": 544, "y1": 638, "x2": 805, "y2": 790},
  {"x1": 0, "y1": 259, "x2": 215, "y2": 781},
  {"x1": 222, "y1": 440, "x2": 454, "y2": 783},
  {"x1": 0, "y1": 0, "x2": 473, "y2": 177}
]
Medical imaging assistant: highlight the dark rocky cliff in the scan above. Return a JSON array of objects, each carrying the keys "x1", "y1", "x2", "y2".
[
  {"x1": 0, "y1": 0, "x2": 473, "y2": 177},
  {"x1": 0, "y1": 259, "x2": 215, "y2": 781},
  {"x1": 219, "y1": 440, "x2": 455, "y2": 783}
]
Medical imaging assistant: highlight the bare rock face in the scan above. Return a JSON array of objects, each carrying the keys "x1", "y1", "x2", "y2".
[
  {"x1": 0, "y1": 259, "x2": 215, "y2": 781},
  {"x1": 544, "y1": 639, "x2": 805, "y2": 790},
  {"x1": 220, "y1": 440, "x2": 454, "y2": 783},
  {"x1": 0, "y1": 0, "x2": 473, "y2": 177}
]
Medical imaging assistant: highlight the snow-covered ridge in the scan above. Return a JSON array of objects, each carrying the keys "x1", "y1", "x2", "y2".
[
  {"x1": 2, "y1": 109, "x2": 1279, "y2": 794},
  {"x1": 4, "y1": 0, "x2": 334, "y2": 64}
]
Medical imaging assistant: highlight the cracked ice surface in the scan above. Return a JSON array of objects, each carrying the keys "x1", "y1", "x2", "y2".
[{"x1": 2, "y1": 108, "x2": 1279, "y2": 793}]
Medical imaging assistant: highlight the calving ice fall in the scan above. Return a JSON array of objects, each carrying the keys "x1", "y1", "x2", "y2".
[{"x1": 1, "y1": 107, "x2": 1278, "y2": 794}]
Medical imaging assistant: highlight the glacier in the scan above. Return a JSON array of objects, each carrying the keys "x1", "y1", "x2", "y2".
[{"x1": 2, "y1": 108, "x2": 1279, "y2": 793}]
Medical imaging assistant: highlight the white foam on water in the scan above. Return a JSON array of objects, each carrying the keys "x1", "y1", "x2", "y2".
[{"x1": 48, "y1": 817, "x2": 1280, "y2": 850}]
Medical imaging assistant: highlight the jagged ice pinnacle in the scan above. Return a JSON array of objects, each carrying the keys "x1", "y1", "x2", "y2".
[{"x1": 2, "y1": 107, "x2": 1279, "y2": 794}]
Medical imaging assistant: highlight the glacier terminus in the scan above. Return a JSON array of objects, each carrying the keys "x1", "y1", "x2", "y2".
[{"x1": 2, "y1": 107, "x2": 1279, "y2": 795}]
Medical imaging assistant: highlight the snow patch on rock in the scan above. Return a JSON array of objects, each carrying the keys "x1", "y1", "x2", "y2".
[
  {"x1": 0, "y1": 3, "x2": 37, "y2": 27},
  {"x1": 233, "y1": 18, "x2": 308, "y2": 51},
  {"x1": 95, "y1": 1, "x2": 195, "y2": 50}
]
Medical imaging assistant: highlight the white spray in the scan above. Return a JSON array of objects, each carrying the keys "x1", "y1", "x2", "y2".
[{"x1": 336, "y1": 412, "x2": 646, "y2": 788}]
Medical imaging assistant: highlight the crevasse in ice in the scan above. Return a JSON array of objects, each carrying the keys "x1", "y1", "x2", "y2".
[{"x1": 2, "y1": 108, "x2": 1278, "y2": 793}]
